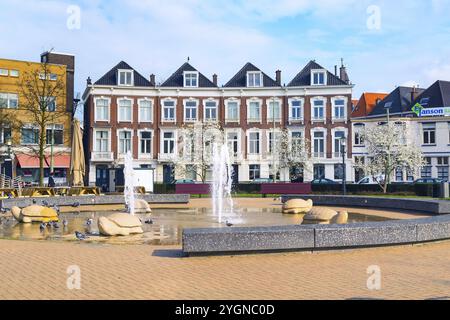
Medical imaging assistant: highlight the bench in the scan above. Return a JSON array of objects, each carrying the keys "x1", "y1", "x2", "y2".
[
  {"x1": 175, "y1": 184, "x2": 211, "y2": 195},
  {"x1": 260, "y1": 183, "x2": 312, "y2": 196},
  {"x1": 21, "y1": 187, "x2": 56, "y2": 197},
  {"x1": 115, "y1": 186, "x2": 146, "y2": 194},
  {"x1": 68, "y1": 187, "x2": 101, "y2": 196}
]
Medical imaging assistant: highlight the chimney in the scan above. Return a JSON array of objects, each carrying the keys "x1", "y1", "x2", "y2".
[
  {"x1": 86, "y1": 77, "x2": 92, "y2": 85},
  {"x1": 150, "y1": 74, "x2": 155, "y2": 86},
  {"x1": 339, "y1": 58, "x2": 350, "y2": 84},
  {"x1": 411, "y1": 86, "x2": 418, "y2": 102},
  {"x1": 275, "y1": 70, "x2": 281, "y2": 86},
  {"x1": 212, "y1": 74, "x2": 218, "y2": 86}
]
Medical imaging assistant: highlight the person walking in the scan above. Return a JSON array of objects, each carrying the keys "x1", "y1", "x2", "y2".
[{"x1": 48, "y1": 172, "x2": 56, "y2": 188}]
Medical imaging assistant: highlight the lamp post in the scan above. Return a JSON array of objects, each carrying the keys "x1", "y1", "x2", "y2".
[
  {"x1": 5, "y1": 137, "x2": 12, "y2": 179},
  {"x1": 272, "y1": 97, "x2": 276, "y2": 183},
  {"x1": 340, "y1": 137, "x2": 346, "y2": 196}
]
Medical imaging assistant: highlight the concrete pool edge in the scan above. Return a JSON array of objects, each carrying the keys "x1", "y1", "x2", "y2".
[
  {"x1": 0, "y1": 194, "x2": 190, "y2": 208},
  {"x1": 281, "y1": 195, "x2": 450, "y2": 215},
  {"x1": 182, "y1": 196, "x2": 450, "y2": 255}
]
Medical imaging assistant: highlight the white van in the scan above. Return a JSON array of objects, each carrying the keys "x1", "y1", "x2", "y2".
[{"x1": 356, "y1": 175, "x2": 385, "y2": 185}]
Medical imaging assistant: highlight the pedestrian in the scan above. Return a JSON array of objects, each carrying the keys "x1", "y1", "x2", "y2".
[{"x1": 48, "y1": 172, "x2": 56, "y2": 188}]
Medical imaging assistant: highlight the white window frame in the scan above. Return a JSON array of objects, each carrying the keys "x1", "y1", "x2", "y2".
[
  {"x1": 161, "y1": 98, "x2": 176, "y2": 122},
  {"x1": 9, "y1": 70, "x2": 19, "y2": 77},
  {"x1": 138, "y1": 129, "x2": 153, "y2": 158},
  {"x1": 21, "y1": 124, "x2": 40, "y2": 145},
  {"x1": 203, "y1": 99, "x2": 218, "y2": 122},
  {"x1": 288, "y1": 97, "x2": 304, "y2": 123},
  {"x1": 266, "y1": 98, "x2": 282, "y2": 123},
  {"x1": 161, "y1": 130, "x2": 177, "y2": 155},
  {"x1": 247, "y1": 130, "x2": 261, "y2": 155},
  {"x1": 225, "y1": 129, "x2": 241, "y2": 157},
  {"x1": 117, "y1": 129, "x2": 133, "y2": 155},
  {"x1": 311, "y1": 97, "x2": 327, "y2": 123},
  {"x1": 117, "y1": 97, "x2": 133, "y2": 123},
  {"x1": 183, "y1": 71, "x2": 199, "y2": 88},
  {"x1": 117, "y1": 69, "x2": 134, "y2": 86},
  {"x1": 247, "y1": 71, "x2": 263, "y2": 87},
  {"x1": 138, "y1": 98, "x2": 153, "y2": 123},
  {"x1": 332, "y1": 128, "x2": 348, "y2": 158},
  {"x1": 266, "y1": 129, "x2": 282, "y2": 154},
  {"x1": 225, "y1": 98, "x2": 240, "y2": 123},
  {"x1": 246, "y1": 98, "x2": 262, "y2": 123},
  {"x1": 183, "y1": 98, "x2": 198, "y2": 122},
  {"x1": 94, "y1": 97, "x2": 110, "y2": 122},
  {"x1": 93, "y1": 128, "x2": 111, "y2": 153},
  {"x1": 353, "y1": 123, "x2": 365, "y2": 147},
  {"x1": 311, "y1": 69, "x2": 327, "y2": 86},
  {"x1": 331, "y1": 96, "x2": 347, "y2": 122},
  {"x1": 311, "y1": 128, "x2": 327, "y2": 158},
  {"x1": 0, "y1": 92, "x2": 18, "y2": 109},
  {"x1": 422, "y1": 122, "x2": 436, "y2": 145},
  {"x1": 0, "y1": 69, "x2": 8, "y2": 76}
]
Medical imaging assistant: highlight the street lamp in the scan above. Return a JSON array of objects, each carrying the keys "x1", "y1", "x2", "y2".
[
  {"x1": 340, "y1": 137, "x2": 346, "y2": 196},
  {"x1": 272, "y1": 96, "x2": 276, "y2": 183}
]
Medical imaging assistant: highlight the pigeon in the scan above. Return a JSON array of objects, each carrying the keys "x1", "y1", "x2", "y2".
[
  {"x1": 75, "y1": 231, "x2": 88, "y2": 240},
  {"x1": 53, "y1": 204, "x2": 60, "y2": 214},
  {"x1": 225, "y1": 221, "x2": 233, "y2": 227},
  {"x1": 42, "y1": 200, "x2": 49, "y2": 207},
  {"x1": 0, "y1": 207, "x2": 7, "y2": 214},
  {"x1": 144, "y1": 219, "x2": 153, "y2": 225},
  {"x1": 62, "y1": 219, "x2": 68, "y2": 227},
  {"x1": 72, "y1": 202, "x2": 80, "y2": 208},
  {"x1": 85, "y1": 218, "x2": 93, "y2": 226},
  {"x1": 39, "y1": 223, "x2": 46, "y2": 231},
  {"x1": 51, "y1": 221, "x2": 60, "y2": 229},
  {"x1": 32, "y1": 199, "x2": 37, "y2": 204}
]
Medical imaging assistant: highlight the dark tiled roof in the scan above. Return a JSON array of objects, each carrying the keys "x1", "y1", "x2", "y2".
[
  {"x1": 223, "y1": 62, "x2": 279, "y2": 88},
  {"x1": 160, "y1": 62, "x2": 216, "y2": 87},
  {"x1": 288, "y1": 60, "x2": 347, "y2": 87},
  {"x1": 94, "y1": 61, "x2": 153, "y2": 87},
  {"x1": 411, "y1": 80, "x2": 450, "y2": 111},
  {"x1": 368, "y1": 86, "x2": 426, "y2": 116}
]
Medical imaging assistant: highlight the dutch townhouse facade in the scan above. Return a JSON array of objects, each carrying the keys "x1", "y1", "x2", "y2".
[
  {"x1": 352, "y1": 81, "x2": 450, "y2": 183},
  {"x1": 83, "y1": 60, "x2": 354, "y2": 190},
  {"x1": 0, "y1": 52, "x2": 74, "y2": 185}
]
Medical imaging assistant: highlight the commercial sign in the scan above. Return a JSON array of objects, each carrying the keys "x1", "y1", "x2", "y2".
[{"x1": 412, "y1": 103, "x2": 450, "y2": 117}]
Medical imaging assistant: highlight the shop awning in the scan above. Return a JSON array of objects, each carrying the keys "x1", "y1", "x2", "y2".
[{"x1": 16, "y1": 154, "x2": 71, "y2": 169}]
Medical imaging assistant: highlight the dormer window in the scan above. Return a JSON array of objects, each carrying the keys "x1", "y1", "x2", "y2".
[
  {"x1": 118, "y1": 70, "x2": 134, "y2": 86},
  {"x1": 247, "y1": 71, "x2": 263, "y2": 87},
  {"x1": 420, "y1": 97, "x2": 430, "y2": 106},
  {"x1": 311, "y1": 70, "x2": 326, "y2": 86},
  {"x1": 184, "y1": 72, "x2": 198, "y2": 87}
]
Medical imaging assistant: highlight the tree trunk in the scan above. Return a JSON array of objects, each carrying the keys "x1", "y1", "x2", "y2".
[{"x1": 39, "y1": 128, "x2": 46, "y2": 187}]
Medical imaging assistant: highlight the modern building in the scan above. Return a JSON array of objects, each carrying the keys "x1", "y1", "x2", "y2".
[
  {"x1": 0, "y1": 52, "x2": 75, "y2": 185},
  {"x1": 351, "y1": 81, "x2": 450, "y2": 182},
  {"x1": 83, "y1": 60, "x2": 354, "y2": 189}
]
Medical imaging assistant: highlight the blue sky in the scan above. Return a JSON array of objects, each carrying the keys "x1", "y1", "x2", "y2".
[{"x1": 1, "y1": 0, "x2": 450, "y2": 106}]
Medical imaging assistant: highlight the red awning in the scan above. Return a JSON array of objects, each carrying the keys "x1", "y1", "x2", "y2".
[{"x1": 16, "y1": 154, "x2": 70, "y2": 169}]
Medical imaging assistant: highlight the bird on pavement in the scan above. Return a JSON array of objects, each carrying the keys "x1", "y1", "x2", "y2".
[
  {"x1": 75, "y1": 231, "x2": 88, "y2": 240},
  {"x1": 144, "y1": 219, "x2": 153, "y2": 225},
  {"x1": 42, "y1": 200, "x2": 49, "y2": 207},
  {"x1": 63, "y1": 219, "x2": 68, "y2": 227},
  {"x1": 39, "y1": 223, "x2": 46, "y2": 232},
  {"x1": 72, "y1": 201, "x2": 80, "y2": 208},
  {"x1": 85, "y1": 218, "x2": 93, "y2": 226},
  {"x1": 225, "y1": 221, "x2": 233, "y2": 227},
  {"x1": 32, "y1": 199, "x2": 37, "y2": 204}
]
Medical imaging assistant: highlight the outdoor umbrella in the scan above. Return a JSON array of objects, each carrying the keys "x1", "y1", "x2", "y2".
[{"x1": 70, "y1": 119, "x2": 85, "y2": 186}]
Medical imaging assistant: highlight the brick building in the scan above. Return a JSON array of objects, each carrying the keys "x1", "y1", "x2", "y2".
[{"x1": 82, "y1": 60, "x2": 354, "y2": 189}]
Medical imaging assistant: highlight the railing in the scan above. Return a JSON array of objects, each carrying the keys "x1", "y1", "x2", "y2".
[
  {"x1": 158, "y1": 153, "x2": 177, "y2": 162},
  {"x1": 312, "y1": 152, "x2": 326, "y2": 158},
  {"x1": 91, "y1": 151, "x2": 114, "y2": 161}
]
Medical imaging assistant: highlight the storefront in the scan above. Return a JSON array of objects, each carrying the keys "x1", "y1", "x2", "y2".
[{"x1": 15, "y1": 154, "x2": 70, "y2": 186}]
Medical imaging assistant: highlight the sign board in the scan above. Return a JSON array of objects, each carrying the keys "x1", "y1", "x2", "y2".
[
  {"x1": 133, "y1": 168, "x2": 154, "y2": 193},
  {"x1": 412, "y1": 103, "x2": 450, "y2": 117}
]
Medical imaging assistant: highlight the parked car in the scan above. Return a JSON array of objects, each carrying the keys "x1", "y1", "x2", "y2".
[
  {"x1": 356, "y1": 175, "x2": 385, "y2": 185},
  {"x1": 311, "y1": 178, "x2": 339, "y2": 184},
  {"x1": 413, "y1": 178, "x2": 445, "y2": 184},
  {"x1": 174, "y1": 179, "x2": 196, "y2": 184}
]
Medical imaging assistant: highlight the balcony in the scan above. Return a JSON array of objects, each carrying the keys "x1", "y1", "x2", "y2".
[
  {"x1": 158, "y1": 153, "x2": 177, "y2": 162},
  {"x1": 288, "y1": 117, "x2": 304, "y2": 125},
  {"x1": 312, "y1": 152, "x2": 326, "y2": 159},
  {"x1": 91, "y1": 151, "x2": 114, "y2": 162},
  {"x1": 225, "y1": 118, "x2": 240, "y2": 124}
]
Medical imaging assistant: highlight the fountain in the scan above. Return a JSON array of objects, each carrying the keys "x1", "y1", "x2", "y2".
[
  {"x1": 211, "y1": 143, "x2": 234, "y2": 224},
  {"x1": 123, "y1": 151, "x2": 135, "y2": 215}
]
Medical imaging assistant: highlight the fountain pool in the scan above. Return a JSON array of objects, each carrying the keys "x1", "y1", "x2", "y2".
[{"x1": 0, "y1": 207, "x2": 393, "y2": 245}]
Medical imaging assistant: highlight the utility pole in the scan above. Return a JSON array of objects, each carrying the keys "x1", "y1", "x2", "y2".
[{"x1": 341, "y1": 137, "x2": 347, "y2": 196}]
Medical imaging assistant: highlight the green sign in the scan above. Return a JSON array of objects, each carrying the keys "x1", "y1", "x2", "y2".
[{"x1": 412, "y1": 103, "x2": 450, "y2": 117}]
